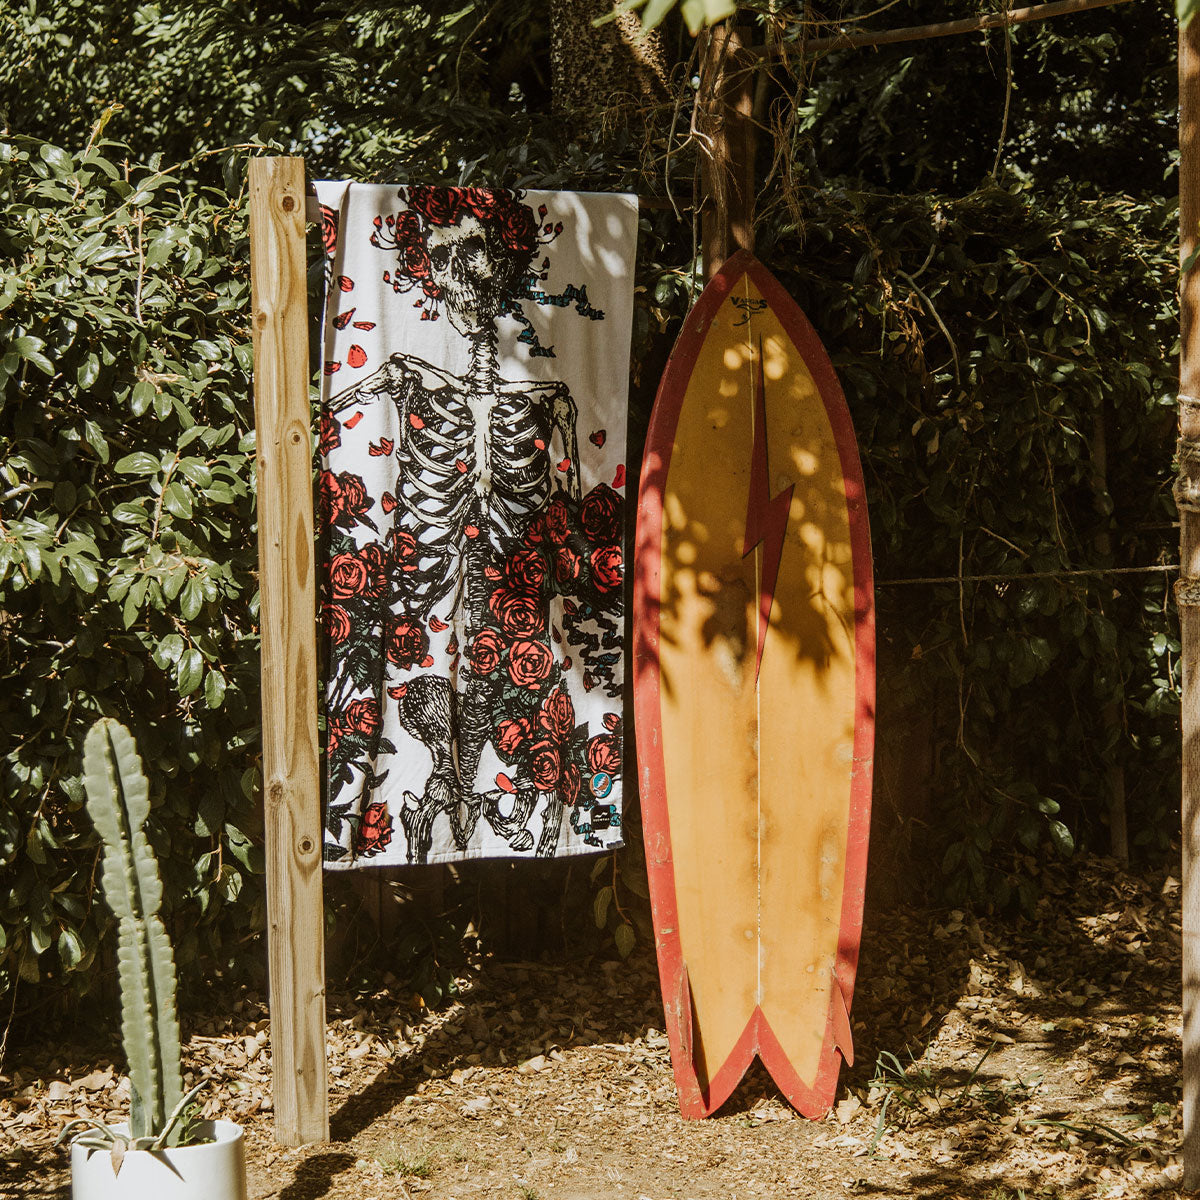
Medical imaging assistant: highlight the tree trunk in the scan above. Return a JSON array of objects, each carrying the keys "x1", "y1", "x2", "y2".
[{"x1": 549, "y1": 0, "x2": 669, "y2": 127}]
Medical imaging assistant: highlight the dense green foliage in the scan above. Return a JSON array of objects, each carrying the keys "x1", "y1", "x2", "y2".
[
  {"x1": 0, "y1": 0, "x2": 1183, "y2": 1010},
  {"x1": 0, "y1": 131, "x2": 262, "y2": 1000}
]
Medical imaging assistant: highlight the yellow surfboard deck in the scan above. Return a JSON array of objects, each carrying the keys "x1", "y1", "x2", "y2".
[{"x1": 634, "y1": 252, "x2": 874, "y2": 1117}]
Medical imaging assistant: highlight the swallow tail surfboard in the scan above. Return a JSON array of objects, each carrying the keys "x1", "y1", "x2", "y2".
[{"x1": 633, "y1": 251, "x2": 875, "y2": 1119}]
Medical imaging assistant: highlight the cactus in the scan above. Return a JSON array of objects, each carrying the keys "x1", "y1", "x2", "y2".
[{"x1": 82, "y1": 718, "x2": 186, "y2": 1146}]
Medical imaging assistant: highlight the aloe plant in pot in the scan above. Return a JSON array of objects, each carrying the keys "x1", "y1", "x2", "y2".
[{"x1": 57, "y1": 718, "x2": 247, "y2": 1200}]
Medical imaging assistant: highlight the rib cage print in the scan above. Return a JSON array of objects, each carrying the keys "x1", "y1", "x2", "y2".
[{"x1": 316, "y1": 183, "x2": 637, "y2": 867}]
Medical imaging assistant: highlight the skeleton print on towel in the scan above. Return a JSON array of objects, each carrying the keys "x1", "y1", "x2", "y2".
[{"x1": 315, "y1": 183, "x2": 637, "y2": 867}]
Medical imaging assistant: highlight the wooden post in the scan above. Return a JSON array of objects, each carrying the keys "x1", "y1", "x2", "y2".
[
  {"x1": 248, "y1": 156, "x2": 329, "y2": 1146},
  {"x1": 1179, "y1": 24, "x2": 1200, "y2": 1192},
  {"x1": 700, "y1": 23, "x2": 756, "y2": 279}
]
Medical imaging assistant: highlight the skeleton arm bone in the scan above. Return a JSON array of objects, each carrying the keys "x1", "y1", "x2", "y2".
[
  {"x1": 549, "y1": 383, "x2": 581, "y2": 501},
  {"x1": 326, "y1": 352, "x2": 458, "y2": 435}
]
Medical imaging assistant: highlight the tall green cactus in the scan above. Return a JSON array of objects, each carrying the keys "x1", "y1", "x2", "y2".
[{"x1": 82, "y1": 718, "x2": 185, "y2": 1145}]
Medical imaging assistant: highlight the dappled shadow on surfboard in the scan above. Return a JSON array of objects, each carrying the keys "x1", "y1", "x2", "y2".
[{"x1": 633, "y1": 252, "x2": 876, "y2": 1118}]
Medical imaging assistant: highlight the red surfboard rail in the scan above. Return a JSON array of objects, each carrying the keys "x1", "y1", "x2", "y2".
[{"x1": 633, "y1": 250, "x2": 875, "y2": 1119}]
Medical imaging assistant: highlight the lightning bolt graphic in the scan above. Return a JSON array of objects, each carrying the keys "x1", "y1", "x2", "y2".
[{"x1": 742, "y1": 334, "x2": 794, "y2": 683}]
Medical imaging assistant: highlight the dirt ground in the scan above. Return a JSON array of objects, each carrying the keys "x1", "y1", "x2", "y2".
[{"x1": 0, "y1": 854, "x2": 1188, "y2": 1199}]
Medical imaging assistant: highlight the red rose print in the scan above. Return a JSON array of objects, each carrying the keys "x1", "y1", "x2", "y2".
[
  {"x1": 326, "y1": 717, "x2": 345, "y2": 757},
  {"x1": 612, "y1": 464, "x2": 626, "y2": 489},
  {"x1": 469, "y1": 628, "x2": 506, "y2": 675},
  {"x1": 589, "y1": 429, "x2": 606, "y2": 448},
  {"x1": 544, "y1": 496, "x2": 571, "y2": 544},
  {"x1": 528, "y1": 739, "x2": 562, "y2": 790},
  {"x1": 323, "y1": 603, "x2": 351, "y2": 644},
  {"x1": 360, "y1": 542, "x2": 390, "y2": 590},
  {"x1": 538, "y1": 684, "x2": 575, "y2": 743},
  {"x1": 488, "y1": 587, "x2": 545, "y2": 638},
  {"x1": 405, "y1": 185, "x2": 463, "y2": 226},
  {"x1": 506, "y1": 548, "x2": 547, "y2": 592},
  {"x1": 496, "y1": 772, "x2": 517, "y2": 794},
  {"x1": 496, "y1": 716, "x2": 530, "y2": 756},
  {"x1": 344, "y1": 412, "x2": 363, "y2": 428},
  {"x1": 324, "y1": 361, "x2": 341, "y2": 375},
  {"x1": 554, "y1": 546, "x2": 581, "y2": 585},
  {"x1": 347, "y1": 344, "x2": 367, "y2": 369},
  {"x1": 368, "y1": 437, "x2": 394, "y2": 456},
  {"x1": 387, "y1": 684, "x2": 408, "y2": 699},
  {"x1": 428, "y1": 616, "x2": 448, "y2": 632},
  {"x1": 524, "y1": 516, "x2": 546, "y2": 545},
  {"x1": 461, "y1": 188, "x2": 499, "y2": 221},
  {"x1": 560, "y1": 762, "x2": 582, "y2": 807},
  {"x1": 506, "y1": 639, "x2": 553, "y2": 689},
  {"x1": 354, "y1": 320, "x2": 376, "y2": 331},
  {"x1": 333, "y1": 307, "x2": 355, "y2": 330},
  {"x1": 587, "y1": 734, "x2": 622, "y2": 776},
  {"x1": 409, "y1": 413, "x2": 425, "y2": 429},
  {"x1": 603, "y1": 712, "x2": 620, "y2": 733},
  {"x1": 556, "y1": 457, "x2": 571, "y2": 473},
  {"x1": 319, "y1": 470, "x2": 370, "y2": 529},
  {"x1": 384, "y1": 615, "x2": 429, "y2": 669},
  {"x1": 319, "y1": 411, "x2": 341, "y2": 456},
  {"x1": 319, "y1": 205, "x2": 338, "y2": 256},
  {"x1": 590, "y1": 544, "x2": 622, "y2": 593},
  {"x1": 354, "y1": 801, "x2": 393, "y2": 857},
  {"x1": 337, "y1": 275, "x2": 354, "y2": 291},
  {"x1": 345, "y1": 697, "x2": 381, "y2": 736},
  {"x1": 581, "y1": 483, "x2": 622, "y2": 544},
  {"x1": 497, "y1": 199, "x2": 538, "y2": 254},
  {"x1": 390, "y1": 528, "x2": 418, "y2": 571},
  {"x1": 329, "y1": 549, "x2": 385, "y2": 600},
  {"x1": 381, "y1": 492, "x2": 397, "y2": 514}
]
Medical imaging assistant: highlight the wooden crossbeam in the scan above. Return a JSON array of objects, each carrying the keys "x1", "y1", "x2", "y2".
[
  {"x1": 248, "y1": 156, "x2": 329, "y2": 1147},
  {"x1": 750, "y1": 0, "x2": 1132, "y2": 56}
]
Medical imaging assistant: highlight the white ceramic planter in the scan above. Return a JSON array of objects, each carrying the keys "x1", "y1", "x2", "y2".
[{"x1": 70, "y1": 1120, "x2": 246, "y2": 1200}]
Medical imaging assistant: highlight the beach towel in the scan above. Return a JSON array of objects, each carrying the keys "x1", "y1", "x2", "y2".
[{"x1": 314, "y1": 183, "x2": 637, "y2": 867}]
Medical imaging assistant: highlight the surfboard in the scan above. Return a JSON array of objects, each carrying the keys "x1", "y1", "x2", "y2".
[{"x1": 633, "y1": 251, "x2": 875, "y2": 1119}]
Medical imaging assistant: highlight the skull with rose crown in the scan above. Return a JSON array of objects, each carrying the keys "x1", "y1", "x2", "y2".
[{"x1": 425, "y1": 214, "x2": 517, "y2": 337}]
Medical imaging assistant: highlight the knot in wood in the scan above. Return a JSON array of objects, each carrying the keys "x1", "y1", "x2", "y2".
[
  {"x1": 1175, "y1": 577, "x2": 1200, "y2": 608},
  {"x1": 1175, "y1": 437, "x2": 1200, "y2": 511}
]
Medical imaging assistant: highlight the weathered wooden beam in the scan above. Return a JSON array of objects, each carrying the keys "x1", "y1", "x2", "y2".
[
  {"x1": 700, "y1": 24, "x2": 756, "y2": 280},
  {"x1": 1180, "y1": 20, "x2": 1200, "y2": 1194},
  {"x1": 751, "y1": 0, "x2": 1132, "y2": 56},
  {"x1": 248, "y1": 155, "x2": 329, "y2": 1147}
]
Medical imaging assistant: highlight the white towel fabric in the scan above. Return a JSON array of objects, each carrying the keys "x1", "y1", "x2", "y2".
[{"x1": 314, "y1": 183, "x2": 636, "y2": 867}]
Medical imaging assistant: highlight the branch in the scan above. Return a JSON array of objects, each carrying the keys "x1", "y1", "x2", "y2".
[{"x1": 752, "y1": 0, "x2": 1133, "y2": 57}]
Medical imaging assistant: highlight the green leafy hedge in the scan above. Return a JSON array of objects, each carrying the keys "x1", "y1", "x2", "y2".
[
  {"x1": 771, "y1": 180, "x2": 1179, "y2": 903},
  {"x1": 0, "y1": 121, "x2": 1181, "y2": 1004},
  {"x1": 0, "y1": 135, "x2": 263, "y2": 1000}
]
